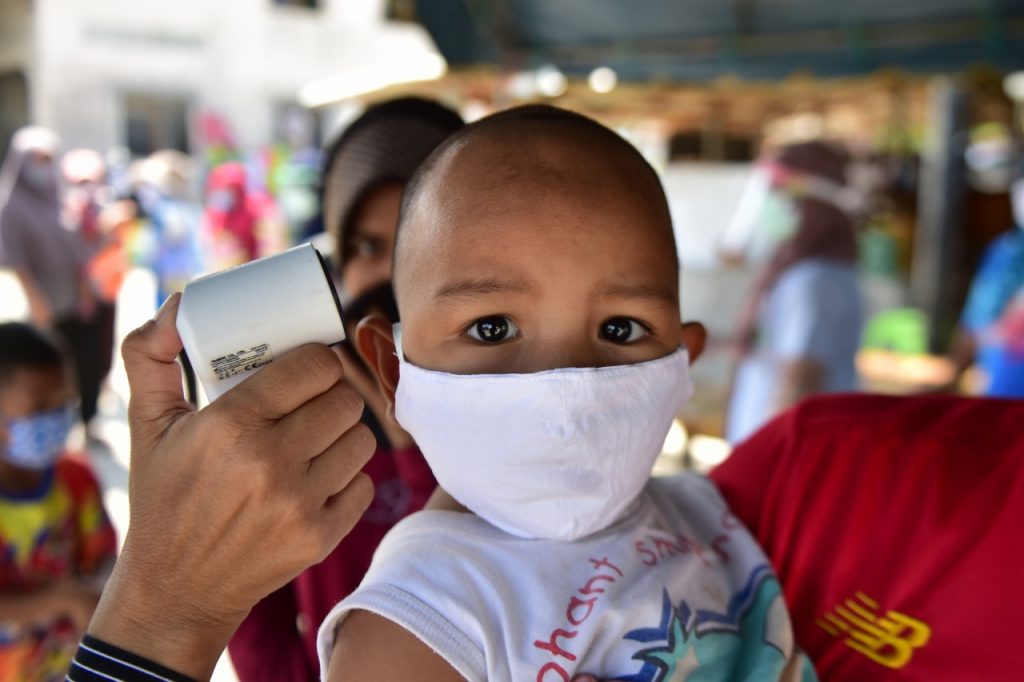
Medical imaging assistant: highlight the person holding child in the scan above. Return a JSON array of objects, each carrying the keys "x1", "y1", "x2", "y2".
[{"x1": 228, "y1": 96, "x2": 462, "y2": 682}]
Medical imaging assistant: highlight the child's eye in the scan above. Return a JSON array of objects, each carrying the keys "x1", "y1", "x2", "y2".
[
  {"x1": 466, "y1": 316, "x2": 520, "y2": 343},
  {"x1": 600, "y1": 317, "x2": 649, "y2": 344}
]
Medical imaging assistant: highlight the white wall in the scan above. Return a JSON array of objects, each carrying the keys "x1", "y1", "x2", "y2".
[{"x1": 26, "y1": 0, "x2": 438, "y2": 152}]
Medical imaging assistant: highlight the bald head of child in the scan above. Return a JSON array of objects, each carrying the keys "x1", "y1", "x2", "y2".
[{"x1": 355, "y1": 105, "x2": 705, "y2": 405}]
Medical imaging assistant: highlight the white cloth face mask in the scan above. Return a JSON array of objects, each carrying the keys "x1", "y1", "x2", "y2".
[{"x1": 392, "y1": 324, "x2": 694, "y2": 541}]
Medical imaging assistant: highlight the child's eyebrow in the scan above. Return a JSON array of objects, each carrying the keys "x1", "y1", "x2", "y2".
[
  {"x1": 598, "y1": 282, "x2": 678, "y2": 306},
  {"x1": 434, "y1": 276, "x2": 536, "y2": 301}
]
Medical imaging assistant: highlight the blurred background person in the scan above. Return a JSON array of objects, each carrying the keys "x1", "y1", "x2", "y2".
[
  {"x1": 61, "y1": 149, "x2": 110, "y2": 255},
  {"x1": 273, "y1": 153, "x2": 321, "y2": 245},
  {"x1": 725, "y1": 141, "x2": 866, "y2": 443},
  {"x1": 201, "y1": 161, "x2": 261, "y2": 270},
  {"x1": 0, "y1": 323, "x2": 116, "y2": 681},
  {"x1": 227, "y1": 96, "x2": 462, "y2": 682},
  {"x1": 948, "y1": 163, "x2": 1024, "y2": 397},
  {"x1": 0, "y1": 128, "x2": 87, "y2": 331},
  {"x1": 86, "y1": 200, "x2": 139, "y2": 313},
  {"x1": 61, "y1": 148, "x2": 118, "y2": 435},
  {"x1": 0, "y1": 127, "x2": 110, "y2": 431},
  {"x1": 132, "y1": 149, "x2": 202, "y2": 305}
]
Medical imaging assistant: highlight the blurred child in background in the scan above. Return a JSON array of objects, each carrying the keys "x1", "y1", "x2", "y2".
[{"x1": 0, "y1": 323, "x2": 116, "y2": 681}]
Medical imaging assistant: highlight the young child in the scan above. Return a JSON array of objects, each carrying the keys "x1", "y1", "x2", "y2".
[
  {"x1": 0, "y1": 323, "x2": 117, "y2": 682},
  {"x1": 319, "y1": 106, "x2": 817, "y2": 681}
]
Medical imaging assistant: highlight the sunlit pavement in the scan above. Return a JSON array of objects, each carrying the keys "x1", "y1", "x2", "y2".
[{"x1": 0, "y1": 269, "x2": 239, "y2": 682}]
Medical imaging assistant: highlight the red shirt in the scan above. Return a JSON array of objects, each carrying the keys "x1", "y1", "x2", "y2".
[
  {"x1": 228, "y1": 444, "x2": 436, "y2": 681},
  {"x1": 710, "y1": 394, "x2": 1024, "y2": 681}
]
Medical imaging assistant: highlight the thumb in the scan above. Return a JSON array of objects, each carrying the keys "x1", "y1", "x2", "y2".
[{"x1": 122, "y1": 293, "x2": 192, "y2": 439}]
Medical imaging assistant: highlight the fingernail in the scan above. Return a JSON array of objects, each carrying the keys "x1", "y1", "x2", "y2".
[{"x1": 155, "y1": 292, "x2": 181, "y2": 324}]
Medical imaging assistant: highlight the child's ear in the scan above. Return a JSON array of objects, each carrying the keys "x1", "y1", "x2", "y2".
[
  {"x1": 354, "y1": 314, "x2": 401, "y2": 423},
  {"x1": 679, "y1": 321, "x2": 707, "y2": 364}
]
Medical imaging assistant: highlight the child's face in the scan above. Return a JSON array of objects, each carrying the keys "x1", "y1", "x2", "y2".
[
  {"x1": 386, "y1": 127, "x2": 703, "y2": 376},
  {"x1": 0, "y1": 366, "x2": 72, "y2": 444}
]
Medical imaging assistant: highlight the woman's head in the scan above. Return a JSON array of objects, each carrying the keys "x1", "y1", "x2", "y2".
[
  {"x1": 0, "y1": 126, "x2": 61, "y2": 202},
  {"x1": 205, "y1": 161, "x2": 248, "y2": 210},
  {"x1": 321, "y1": 97, "x2": 463, "y2": 299},
  {"x1": 760, "y1": 140, "x2": 859, "y2": 272}
]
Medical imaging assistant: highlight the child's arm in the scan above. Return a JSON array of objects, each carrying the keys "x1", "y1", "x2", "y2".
[
  {"x1": 0, "y1": 579, "x2": 99, "y2": 630},
  {"x1": 327, "y1": 609, "x2": 465, "y2": 681}
]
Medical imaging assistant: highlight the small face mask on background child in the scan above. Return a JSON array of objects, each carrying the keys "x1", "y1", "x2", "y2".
[
  {"x1": 4, "y1": 405, "x2": 75, "y2": 470},
  {"x1": 392, "y1": 324, "x2": 694, "y2": 542}
]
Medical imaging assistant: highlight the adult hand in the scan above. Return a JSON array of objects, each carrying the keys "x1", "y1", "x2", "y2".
[{"x1": 87, "y1": 293, "x2": 376, "y2": 680}]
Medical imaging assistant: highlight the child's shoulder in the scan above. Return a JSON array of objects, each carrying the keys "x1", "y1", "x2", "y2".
[{"x1": 371, "y1": 508, "x2": 505, "y2": 566}]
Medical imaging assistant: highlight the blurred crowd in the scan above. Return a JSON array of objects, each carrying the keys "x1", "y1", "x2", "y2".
[
  {"x1": 0, "y1": 126, "x2": 323, "y2": 431},
  {"x1": 0, "y1": 124, "x2": 322, "y2": 679},
  {"x1": 3, "y1": 114, "x2": 1022, "y2": 444}
]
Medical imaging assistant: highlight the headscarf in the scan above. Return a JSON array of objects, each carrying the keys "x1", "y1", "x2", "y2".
[
  {"x1": 0, "y1": 125, "x2": 62, "y2": 242},
  {"x1": 62, "y1": 148, "x2": 108, "y2": 248},
  {"x1": 203, "y1": 161, "x2": 258, "y2": 262},
  {"x1": 136, "y1": 149, "x2": 195, "y2": 201},
  {"x1": 737, "y1": 141, "x2": 860, "y2": 350},
  {"x1": 758, "y1": 141, "x2": 859, "y2": 290},
  {"x1": 321, "y1": 97, "x2": 463, "y2": 269},
  {"x1": 0, "y1": 126, "x2": 68, "y2": 266}
]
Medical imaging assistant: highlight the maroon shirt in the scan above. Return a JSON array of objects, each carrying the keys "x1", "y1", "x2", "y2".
[
  {"x1": 228, "y1": 444, "x2": 435, "y2": 681},
  {"x1": 711, "y1": 394, "x2": 1024, "y2": 681}
]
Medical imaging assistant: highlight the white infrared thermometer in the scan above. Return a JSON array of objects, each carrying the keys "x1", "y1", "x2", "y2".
[{"x1": 176, "y1": 243, "x2": 346, "y2": 401}]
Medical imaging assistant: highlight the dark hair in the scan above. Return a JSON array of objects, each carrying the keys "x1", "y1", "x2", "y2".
[
  {"x1": 320, "y1": 97, "x2": 464, "y2": 269},
  {"x1": 774, "y1": 141, "x2": 850, "y2": 185},
  {"x1": 0, "y1": 322, "x2": 65, "y2": 388}
]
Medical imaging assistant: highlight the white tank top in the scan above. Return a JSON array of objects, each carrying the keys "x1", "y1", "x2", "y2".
[{"x1": 318, "y1": 473, "x2": 816, "y2": 682}]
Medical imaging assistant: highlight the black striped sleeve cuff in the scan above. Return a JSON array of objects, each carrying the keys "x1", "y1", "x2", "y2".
[{"x1": 67, "y1": 635, "x2": 199, "y2": 682}]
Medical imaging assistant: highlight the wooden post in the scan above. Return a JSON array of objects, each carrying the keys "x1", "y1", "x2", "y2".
[{"x1": 910, "y1": 77, "x2": 969, "y2": 353}]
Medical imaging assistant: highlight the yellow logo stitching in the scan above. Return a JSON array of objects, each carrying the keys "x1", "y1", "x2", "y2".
[{"x1": 816, "y1": 592, "x2": 931, "y2": 669}]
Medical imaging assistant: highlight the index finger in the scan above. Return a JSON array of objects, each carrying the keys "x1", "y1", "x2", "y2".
[{"x1": 221, "y1": 343, "x2": 345, "y2": 421}]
